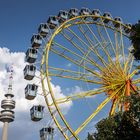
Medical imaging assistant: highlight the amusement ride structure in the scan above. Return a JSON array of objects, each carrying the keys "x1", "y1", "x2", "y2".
[{"x1": 24, "y1": 7, "x2": 139, "y2": 139}]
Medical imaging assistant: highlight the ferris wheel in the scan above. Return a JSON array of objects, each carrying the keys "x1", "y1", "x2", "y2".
[{"x1": 23, "y1": 8, "x2": 139, "y2": 140}]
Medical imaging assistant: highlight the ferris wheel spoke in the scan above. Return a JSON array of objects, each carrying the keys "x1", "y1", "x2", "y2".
[
  {"x1": 128, "y1": 55, "x2": 134, "y2": 74},
  {"x1": 48, "y1": 88, "x2": 106, "y2": 106},
  {"x1": 48, "y1": 66, "x2": 102, "y2": 84},
  {"x1": 61, "y1": 30, "x2": 108, "y2": 71},
  {"x1": 61, "y1": 31, "x2": 96, "y2": 68},
  {"x1": 96, "y1": 23, "x2": 106, "y2": 42},
  {"x1": 119, "y1": 25, "x2": 126, "y2": 66},
  {"x1": 96, "y1": 24, "x2": 111, "y2": 53},
  {"x1": 61, "y1": 29, "x2": 96, "y2": 65},
  {"x1": 114, "y1": 31, "x2": 123, "y2": 68},
  {"x1": 100, "y1": 18, "x2": 116, "y2": 55},
  {"x1": 48, "y1": 80, "x2": 124, "y2": 107},
  {"x1": 66, "y1": 26, "x2": 93, "y2": 49},
  {"x1": 70, "y1": 84, "x2": 125, "y2": 137},
  {"x1": 77, "y1": 24, "x2": 111, "y2": 69},
  {"x1": 132, "y1": 78, "x2": 140, "y2": 84},
  {"x1": 95, "y1": 24, "x2": 117, "y2": 63},
  {"x1": 96, "y1": 25, "x2": 123, "y2": 75},
  {"x1": 48, "y1": 83, "x2": 122, "y2": 106},
  {"x1": 94, "y1": 24, "x2": 122, "y2": 72},
  {"x1": 95, "y1": 23, "x2": 110, "y2": 48},
  {"x1": 64, "y1": 21, "x2": 118, "y2": 75},
  {"x1": 83, "y1": 21, "x2": 119, "y2": 70},
  {"x1": 52, "y1": 41, "x2": 104, "y2": 71},
  {"x1": 124, "y1": 53, "x2": 134, "y2": 75},
  {"x1": 64, "y1": 24, "x2": 110, "y2": 67},
  {"x1": 63, "y1": 26, "x2": 109, "y2": 70},
  {"x1": 129, "y1": 69, "x2": 138, "y2": 79},
  {"x1": 94, "y1": 23, "x2": 122, "y2": 73},
  {"x1": 50, "y1": 45, "x2": 102, "y2": 78},
  {"x1": 77, "y1": 22, "x2": 124, "y2": 78},
  {"x1": 60, "y1": 31, "x2": 85, "y2": 54}
]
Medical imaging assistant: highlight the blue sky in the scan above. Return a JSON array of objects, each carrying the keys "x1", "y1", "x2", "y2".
[
  {"x1": 0, "y1": 0, "x2": 140, "y2": 140},
  {"x1": 0, "y1": 0, "x2": 140, "y2": 52}
]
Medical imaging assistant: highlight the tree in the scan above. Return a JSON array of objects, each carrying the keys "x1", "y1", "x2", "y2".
[
  {"x1": 130, "y1": 20, "x2": 140, "y2": 60},
  {"x1": 87, "y1": 133, "x2": 95, "y2": 140},
  {"x1": 88, "y1": 93, "x2": 140, "y2": 140}
]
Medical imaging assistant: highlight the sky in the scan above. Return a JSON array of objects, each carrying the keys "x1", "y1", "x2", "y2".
[{"x1": 0, "y1": 0, "x2": 140, "y2": 140}]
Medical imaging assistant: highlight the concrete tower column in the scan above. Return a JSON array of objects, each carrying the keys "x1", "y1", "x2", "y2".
[{"x1": 2, "y1": 122, "x2": 8, "y2": 140}]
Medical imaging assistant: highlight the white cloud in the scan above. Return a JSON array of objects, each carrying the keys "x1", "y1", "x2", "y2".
[
  {"x1": 72, "y1": 85, "x2": 83, "y2": 94},
  {"x1": 0, "y1": 47, "x2": 72, "y2": 140},
  {"x1": 70, "y1": 86, "x2": 97, "y2": 99},
  {"x1": 112, "y1": 54, "x2": 124, "y2": 63},
  {"x1": 66, "y1": 63, "x2": 72, "y2": 67}
]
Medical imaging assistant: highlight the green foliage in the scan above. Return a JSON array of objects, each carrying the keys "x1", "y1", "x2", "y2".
[
  {"x1": 93, "y1": 114, "x2": 122, "y2": 140},
  {"x1": 128, "y1": 94, "x2": 140, "y2": 117},
  {"x1": 87, "y1": 133, "x2": 95, "y2": 140},
  {"x1": 130, "y1": 20, "x2": 140, "y2": 60},
  {"x1": 89, "y1": 94, "x2": 140, "y2": 140},
  {"x1": 130, "y1": 22, "x2": 140, "y2": 45}
]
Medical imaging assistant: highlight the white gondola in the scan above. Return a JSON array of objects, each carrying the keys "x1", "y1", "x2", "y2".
[
  {"x1": 24, "y1": 65, "x2": 36, "y2": 80},
  {"x1": 25, "y1": 84, "x2": 38, "y2": 100},
  {"x1": 80, "y1": 7, "x2": 91, "y2": 16},
  {"x1": 124, "y1": 23, "x2": 132, "y2": 34},
  {"x1": 31, "y1": 34, "x2": 42, "y2": 49},
  {"x1": 58, "y1": 10, "x2": 68, "y2": 23},
  {"x1": 30, "y1": 105, "x2": 44, "y2": 121},
  {"x1": 38, "y1": 23, "x2": 50, "y2": 38},
  {"x1": 47, "y1": 16, "x2": 59, "y2": 29},
  {"x1": 113, "y1": 17, "x2": 122, "y2": 28},
  {"x1": 69, "y1": 8, "x2": 79, "y2": 18},
  {"x1": 40, "y1": 127, "x2": 54, "y2": 140},
  {"x1": 103, "y1": 12, "x2": 112, "y2": 23},
  {"x1": 92, "y1": 9, "x2": 101, "y2": 20},
  {"x1": 25, "y1": 48, "x2": 37, "y2": 63}
]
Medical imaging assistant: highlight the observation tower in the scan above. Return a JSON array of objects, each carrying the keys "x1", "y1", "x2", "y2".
[{"x1": 0, "y1": 66, "x2": 15, "y2": 140}]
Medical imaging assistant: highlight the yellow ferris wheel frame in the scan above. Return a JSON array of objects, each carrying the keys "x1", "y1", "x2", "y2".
[{"x1": 40, "y1": 14, "x2": 138, "y2": 140}]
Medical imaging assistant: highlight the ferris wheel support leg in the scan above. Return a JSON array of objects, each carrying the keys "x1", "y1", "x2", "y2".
[
  {"x1": 124, "y1": 80, "x2": 131, "y2": 111},
  {"x1": 109, "y1": 98, "x2": 117, "y2": 116},
  {"x1": 118, "y1": 102, "x2": 123, "y2": 112},
  {"x1": 130, "y1": 83, "x2": 137, "y2": 93}
]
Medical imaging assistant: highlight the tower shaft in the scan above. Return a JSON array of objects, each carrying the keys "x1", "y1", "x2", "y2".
[{"x1": 2, "y1": 122, "x2": 8, "y2": 140}]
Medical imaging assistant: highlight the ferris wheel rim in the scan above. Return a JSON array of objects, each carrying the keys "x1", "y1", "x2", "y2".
[{"x1": 40, "y1": 12, "x2": 135, "y2": 139}]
